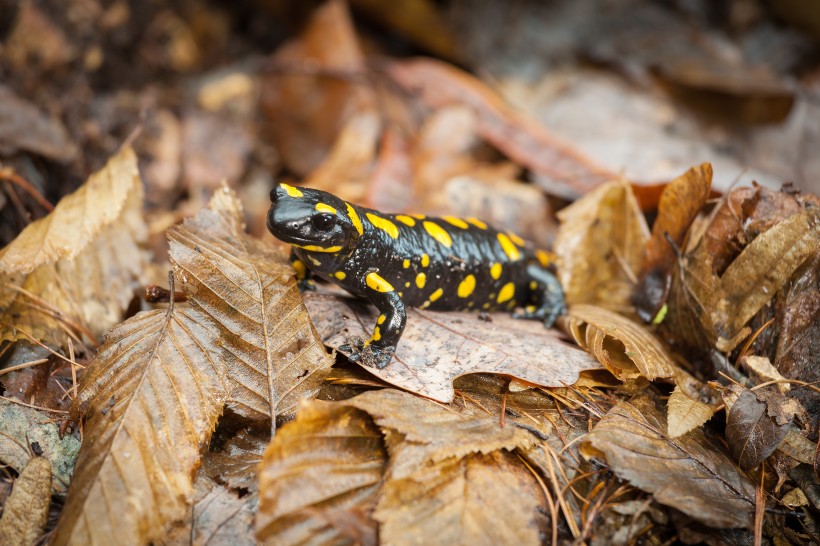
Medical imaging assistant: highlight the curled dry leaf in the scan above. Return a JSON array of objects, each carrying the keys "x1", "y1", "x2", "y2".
[
  {"x1": 52, "y1": 305, "x2": 227, "y2": 546},
  {"x1": 0, "y1": 456, "x2": 52, "y2": 546},
  {"x1": 563, "y1": 304, "x2": 677, "y2": 381},
  {"x1": 0, "y1": 147, "x2": 149, "y2": 344},
  {"x1": 667, "y1": 385, "x2": 717, "y2": 438},
  {"x1": 0, "y1": 398, "x2": 80, "y2": 494},
  {"x1": 306, "y1": 293, "x2": 601, "y2": 403},
  {"x1": 256, "y1": 400, "x2": 386, "y2": 545},
  {"x1": 582, "y1": 398, "x2": 756, "y2": 529},
  {"x1": 634, "y1": 163, "x2": 712, "y2": 322},
  {"x1": 168, "y1": 185, "x2": 332, "y2": 430},
  {"x1": 554, "y1": 179, "x2": 649, "y2": 314}
]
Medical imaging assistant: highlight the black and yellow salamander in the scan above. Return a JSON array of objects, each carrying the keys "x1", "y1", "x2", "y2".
[{"x1": 266, "y1": 183, "x2": 566, "y2": 369}]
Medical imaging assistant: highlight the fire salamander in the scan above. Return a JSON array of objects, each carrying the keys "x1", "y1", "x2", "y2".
[{"x1": 266, "y1": 183, "x2": 566, "y2": 369}]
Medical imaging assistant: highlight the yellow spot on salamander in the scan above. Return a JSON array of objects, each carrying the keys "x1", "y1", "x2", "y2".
[
  {"x1": 529, "y1": 281, "x2": 538, "y2": 291},
  {"x1": 398, "y1": 291, "x2": 403, "y2": 297},
  {"x1": 420, "y1": 300, "x2": 431, "y2": 309},
  {"x1": 372, "y1": 326, "x2": 381, "y2": 342},
  {"x1": 429, "y1": 288, "x2": 443, "y2": 302},
  {"x1": 526, "y1": 305, "x2": 537, "y2": 314},
  {"x1": 315, "y1": 202, "x2": 336, "y2": 214},
  {"x1": 366, "y1": 213, "x2": 399, "y2": 239},
  {"x1": 416, "y1": 272, "x2": 427, "y2": 289},
  {"x1": 293, "y1": 244, "x2": 342, "y2": 253},
  {"x1": 403, "y1": 259, "x2": 410, "y2": 269},
  {"x1": 411, "y1": 214, "x2": 426, "y2": 220},
  {"x1": 280, "y1": 183, "x2": 303, "y2": 198},
  {"x1": 443, "y1": 216, "x2": 469, "y2": 229},
  {"x1": 458, "y1": 274, "x2": 476, "y2": 298},
  {"x1": 334, "y1": 271, "x2": 346, "y2": 280},
  {"x1": 292, "y1": 259, "x2": 307, "y2": 280},
  {"x1": 366, "y1": 272, "x2": 394, "y2": 293},
  {"x1": 497, "y1": 233, "x2": 521, "y2": 261},
  {"x1": 497, "y1": 282, "x2": 515, "y2": 303},
  {"x1": 423, "y1": 221, "x2": 452, "y2": 247},
  {"x1": 535, "y1": 249, "x2": 554, "y2": 268},
  {"x1": 405, "y1": 281, "x2": 411, "y2": 288},
  {"x1": 308, "y1": 256, "x2": 322, "y2": 267},
  {"x1": 395, "y1": 215, "x2": 416, "y2": 227},
  {"x1": 378, "y1": 314, "x2": 386, "y2": 325},
  {"x1": 467, "y1": 217, "x2": 487, "y2": 229},
  {"x1": 508, "y1": 232, "x2": 525, "y2": 246},
  {"x1": 482, "y1": 302, "x2": 491, "y2": 309},
  {"x1": 490, "y1": 263, "x2": 502, "y2": 280},
  {"x1": 346, "y1": 202, "x2": 363, "y2": 236},
  {"x1": 421, "y1": 253, "x2": 430, "y2": 267}
]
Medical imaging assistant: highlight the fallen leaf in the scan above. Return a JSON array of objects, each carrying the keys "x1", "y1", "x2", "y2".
[
  {"x1": 306, "y1": 293, "x2": 601, "y2": 403},
  {"x1": 376, "y1": 450, "x2": 547, "y2": 546},
  {"x1": 203, "y1": 429, "x2": 268, "y2": 493},
  {"x1": 555, "y1": 180, "x2": 650, "y2": 314},
  {"x1": 386, "y1": 57, "x2": 617, "y2": 197},
  {"x1": 634, "y1": 163, "x2": 712, "y2": 322},
  {"x1": 582, "y1": 398, "x2": 756, "y2": 529},
  {"x1": 0, "y1": 398, "x2": 81, "y2": 494},
  {"x1": 740, "y1": 355, "x2": 790, "y2": 392},
  {"x1": 0, "y1": 147, "x2": 149, "y2": 344},
  {"x1": 256, "y1": 400, "x2": 385, "y2": 545},
  {"x1": 563, "y1": 304, "x2": 677, "y2": 381},
  {"x1": 0, "y1": 85, "x2": 77, "y2": 162},
  {"x1": 52, "y1": 304, "x2": 227, "y2": 546},
  {"x1": 667, "y1": 385, "x2": 716, "y2": 438},
  {"x1": 0, "y1": 456, "x2": 52, "y2": 546},
  {"x1": 168, "y1": 185, "x2": 332, "y2": 430},
  {"x1": 182, "y1": 110, "x2": 254, "y2": 192}
]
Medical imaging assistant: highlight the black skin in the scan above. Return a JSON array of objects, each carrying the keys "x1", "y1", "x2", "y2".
[{"x1": 266, "y1": 183, "x2": 566, "y2": 369}]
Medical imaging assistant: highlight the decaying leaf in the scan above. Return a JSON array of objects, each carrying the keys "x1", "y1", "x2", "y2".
[
  {"x1": 554, "y1": 179, "x2": 649, "y2": 314},
  {"x1": 168, "y1": 185, "x2": 332, "y2": 429},
  {"x1": 52, "y1": 304, "x2": 227, "y2": 546},
  {"x1": 563, "y1": 304, "x2": 677, "y2": 381},
  {"x1": 203, "y1": 429, "x2": 268, "y2": 493},
  {"x1": 0, "y1": 456, "x2": 52, "y2": 546},
  {"x1": 0, "y1": 147, "x2": 149, "y2": 344},
  {"x1": 376, "y1": 450, "x2": 547, "y2": 546},
  {"x1": 0, "y1": 398, "x2": 80, "y2": 494},
  {"x1": 256, "y1": 400, "x2": 385, "y2": 545},
  {"x1": 582, "y1": 398, "x2": 756, "y2": 529},
  {"x1": 634, "y1": 163, "x2": 712, "y2": 322},
  {"x1": 667, "y1": 385, "x2": 717, "y2": 438},
  {"x1": 306, "y1": 293, "x2": 601, "y2": 403}
]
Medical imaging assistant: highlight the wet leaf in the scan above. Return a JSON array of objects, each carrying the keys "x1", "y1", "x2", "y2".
[
  {"x1": 168, "y1": 185, "x2": 332, "y2": 429},
  {"x1": 203, "y1": 429, "x2": 268, "y2": 493},
  {"x1": 386, "y1": 58, "x2": 617, "y2": 196},
  {"x1": 0, "y1": 147, "x2": 148, "y2": 344},
  {"x1": 582, "y1": 398, "x2": 756, "y2": 529},
  {"x1": 52, "y1": 304, "x2": 227, "y2": 546},
  {"x1": 0, "y1": 399, "x2": 80, "y2": 494},
  {"x1": 563, "y1": 304, "x2": 677, "y2": 381},
  {"x1": 667, "y1": 385, "x2": 716, "y2": 438},
  {"x1": 726, "y1": 388, "x2": 796, "y2": 471},
  {"x1": 256, "y1": 400, "x2": 385, "y2": 545},
  {"x1": 0, "y1": 456, "x2": 52, "y2": 546},
  {"x1": 306, "y1": 293, "x2": 601, "y2": 403},
  {"x1": 376, "y1": 450, "x2": 547, "y2": 546},
  {"x1": 554, "y1": 180, "x2": 649, "y2": 314},
  {"x1": 634, "y1": 163, "x2": 712, "y2": 322}
]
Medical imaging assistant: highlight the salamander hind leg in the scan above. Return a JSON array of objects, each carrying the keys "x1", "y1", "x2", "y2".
[{"x1": 514, "y1": 264, "x2": 567, "y2": 328}]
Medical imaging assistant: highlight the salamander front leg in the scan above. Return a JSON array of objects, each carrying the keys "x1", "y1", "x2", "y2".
[
  {"x1": 289, "y1": 249, "x2": 316, "y2": 291},
  {"x1": 341, "y1": 281, "x2": 406, "y2": 369},
  {"x1": 514, "y1": 264, "x2": 566, "y2": 327}
]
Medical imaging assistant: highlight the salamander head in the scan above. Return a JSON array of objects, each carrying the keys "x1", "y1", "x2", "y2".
[{"x1": 267, "y1": 183, "x2": 361, "y2": 254}]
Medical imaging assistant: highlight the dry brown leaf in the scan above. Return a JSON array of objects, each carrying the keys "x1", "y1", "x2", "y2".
[
  {"x1": 740, "y1": 355, "x2": 790, "y2": 392},
  {"x1": 52, "y1": 304, "x2": 227, "y2": 546},
  {"x1": 343, "y1": 389, "x2": 537, "y2": 479},
  {"x1": 582, "y1": 398, "x2": 756, "y2": 529},
  {"x1": 0, "y1": 147, "x2": 148, "y2": 344},
  {"x1": 306, "y1": 293, "x2": 601, "y2": 403},
  {"x1": 667, "y1": 385, "x2": 717, "y2": 438},
  {"x1": 256, "y1": 400, "x2": 385, "y2": 545},
  {"x1": 0, "y1": 456, "x2": 52, "y2": 546},
  {"x1": 634, "y1": 164, "x2": 712, "y2": 322},
  {"x1": 168, "y1": 185, "x2": 332, "y2": 430},
  {"x1": 564, "y1": 304, "x2": 677, "y2": 380},
  {"x1": 376, "y1": 450, "x2": 547, "y2": 546},
  {"x1": 555, "y1": 179, "x2": 650, "y2": 313},
  {"x1": 386, "y1": 57, "x2": 617, "y2": 196},
  {"x1": 202, "y1": 429, "x2": 268, "y2": 493}
]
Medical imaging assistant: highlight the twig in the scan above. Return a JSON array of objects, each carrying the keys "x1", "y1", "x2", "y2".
[
  {"x1": 0, "y1": 395, "x2": 68, "y2": 414},
  {"x1": 0, "y1": 358, "x2": 49, "y2": 376},
  {"x1": 0, "y1": 167, "x2": 54, "y2": 212}
]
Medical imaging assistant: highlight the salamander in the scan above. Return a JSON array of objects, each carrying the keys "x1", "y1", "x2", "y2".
[{"x1": 266, "y1": 183, "x2": 566, "y2": 369}]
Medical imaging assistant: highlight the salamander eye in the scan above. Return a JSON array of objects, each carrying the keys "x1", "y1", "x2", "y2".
[{"x1": 311, "y1": 213, "x2": 336, "y2": 231}]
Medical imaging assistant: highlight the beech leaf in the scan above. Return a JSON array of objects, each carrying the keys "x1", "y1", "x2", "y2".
[
  {"x1": 256, "y1": 400, "x2": 386, "y2": 545},
  {"x1": 0, "y1": 456, "x2": 52, "y2": 546},
  {"x1": 168, "y1": 185, "x2": 333, "y2": 428},
  {"x1": 52, "y1": 305, "x2": 227, "y2": 546},
  {"x1": 306, "y1": 293, "x2": 601, "y2": 403},
  {"x1": 667, "y1": 385, "x2": 717, "y2": 438},
  {"x1": 582, "y1": 398, "x2": 756, "y2": 529}
]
